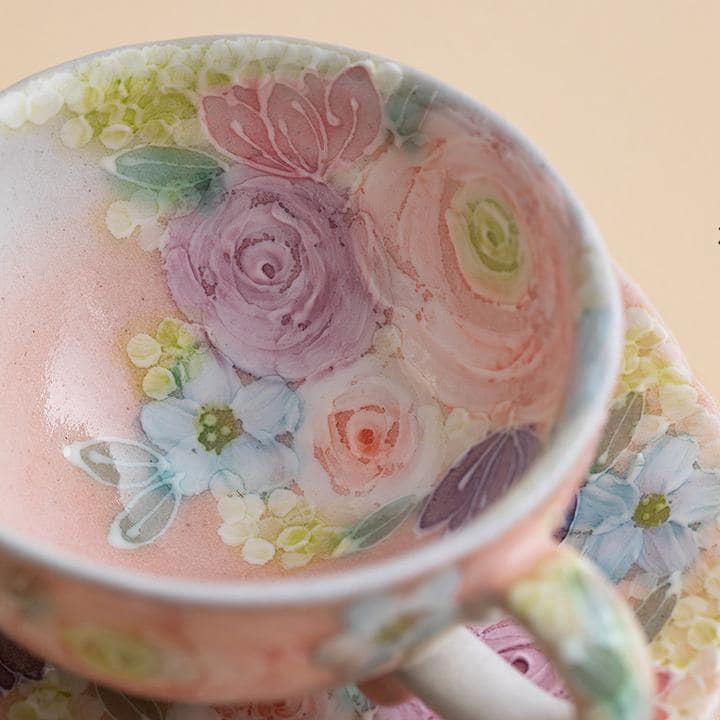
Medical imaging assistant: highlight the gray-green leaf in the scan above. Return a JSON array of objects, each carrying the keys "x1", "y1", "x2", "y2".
[
  {"x1": 385, "y1": 79, "x2": 436, "y2": 146},
  {"x1": 109, "y1": 482, "x2": 181, "y2": 549},
  {"x1": 591, "y1": 393, "x2": 644, "y2": 474},
  {"x1": 95, "y1": 684, "x2": 166, "y2": 720},
  {"x1": 342, "y1": 496, "x2": 416, "y2": 553},
  {"x1": 635, "y1": 579, "x2": 679, "y2": 641},
  {"x1": 63, "y1": 438, "x2": 172, "y2": 489},
  {"x1": 102, "y1": 146, "x2": 224, "y2": 192}
]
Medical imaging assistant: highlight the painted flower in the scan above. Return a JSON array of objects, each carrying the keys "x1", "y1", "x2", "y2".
[
  {"x1": 357, "y1": 107, "x2": 573, "y2": 426},
  {"x1": 0, "y1": 634, "x2": 44, "y2": 694},
  {"x1": 317, "y1": 569, "x2": 460, "y2": 676},
  {"x1": 141, "y1": 352, "x2": 301, "y2": 495},
  {"x1": 163, "y1": 164, "x2": 388, "y2": 381},
  {"x1": 614, "y1": 307, "x2": 686, "y2": 403},
  {"x1": 7, "y1": 669, "x2": 104, "y2": 720},
  {"x1": 211, "y1": 481, "x2": 345, "y2": 568},
  {"x1": 295, "y1": 336, "x2": 446, "y2": 520},
  {"x1": 569, "y1": 435, "x2": 720, "y2": 581},
  {"x1": 62, "y1": 624, "x2": 165, "y2": 681},
  {"x1": 202, "y1": 65, "x2": 382, "y2": 181},
  {"x1": 475, "y1": 618, "x2": 567, "y2": 698},
  {"x1": 418, "y1": 427, "x2": 541, "y2": 532},
  {"x1": 127, "y1": 318, "x2": 205, "y2": 400}
]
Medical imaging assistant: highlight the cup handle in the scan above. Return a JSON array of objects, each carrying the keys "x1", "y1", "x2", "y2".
[{"x1": 394, "y1": 545, "x2": 654, "y2": 720}]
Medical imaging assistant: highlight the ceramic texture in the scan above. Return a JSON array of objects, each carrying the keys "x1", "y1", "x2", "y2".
[
  {"x1": 0, "y1": 35, "x2": 631, "y2": 713},
  {"x1": 0, "y1": 274, "x2": 711, "y2": 719}
]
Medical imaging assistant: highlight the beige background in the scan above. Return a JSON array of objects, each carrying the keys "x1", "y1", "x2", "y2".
[{"x1": 1, "y1": 1, "x2": 718, "y2": 395}]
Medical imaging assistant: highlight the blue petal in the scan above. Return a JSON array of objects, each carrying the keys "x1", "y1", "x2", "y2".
[
  {"x1": 638, "y1": 523, "x2": 698, "y2": 577},
  {"x1": 230, "y1": 376, "x2": 302, "y2": 442},
  {"x1": 220, "y1": 436, "x2": 299, "y2": 493},
  {"x1": 573, "y1": 523, "x2": 643, "y2": 582},
  {"x1": 570, "y1": 474, "x2": 638, "y2": 534},
  {"x1": 165, "y1": 440, "x2": 218, "y2": 496},
  {"x1": 670, "y1": 469, "x2": 720, "y2": 525},
  {"x1": 182, "y1": 352, "x2": 241, "y2": 406},
  {"x1": 140, "y1": 398, "x2": 198, "y2": 452},
  {"x1": 638, "y1": 435, "x2": 697, "y2": 496}
]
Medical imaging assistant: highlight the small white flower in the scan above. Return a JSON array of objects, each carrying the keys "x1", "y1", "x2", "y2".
[
  {"x1": 0, "y1": 91, "x2": 28, "y2": 128},
  {"x1": 26, "y1": 82, "x2": 64, "y2": 125},
  {"x1": 242, "y1": 537, "x2": 276, "y2": 565},
  {"x1": 100, "y1": 123, "x2": 133, "y2": 150},
  {"x1": 60, "y1": 117, "x2": 93, "y2": 148},
  {"x1": 142, "y1": 366, "x2": 177, "y2": 400},
  {"x1": 127, "y1": 333, "x2": 162, "y2": 368},
  {"x1": 218, "y1": 518, "x2": 258, "y2": 546},
  {"x1": 105, "y1": 201, "x2": 136, "y2": 239},
  {"x1": 217, "y1": 495, "x2": 247, "y2": 522},
  {"x1": 267, "y1": 487, "x2": 300, "y2": 517}
]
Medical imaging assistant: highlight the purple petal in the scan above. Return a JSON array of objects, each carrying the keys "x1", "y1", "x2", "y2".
[{"x1": 418, "y1": 427, "x2": 540, "y2": 532}]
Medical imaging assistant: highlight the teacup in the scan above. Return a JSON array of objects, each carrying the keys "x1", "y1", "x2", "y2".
[{"x1": 0, "y1": 35, "x2": 650, "y2": 720}]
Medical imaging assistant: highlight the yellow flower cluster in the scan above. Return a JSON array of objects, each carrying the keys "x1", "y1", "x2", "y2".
[
  {"x1": 651, "y1": 562, "x2": 720, "y2": 671},
  {"x1": 126, "y1": 318, "x2": 202, "y2": 399},
  {"x1": 211, "y1": 478, "x2": 345, "y2": 569},
  {"x1": 615, "y1": 307, "x2": 689, "y2": 403}
]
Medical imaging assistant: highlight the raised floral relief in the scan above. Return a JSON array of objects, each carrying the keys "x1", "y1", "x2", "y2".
[{"x1": 3, "y1": 38, "x2": 577, "y2": 567}]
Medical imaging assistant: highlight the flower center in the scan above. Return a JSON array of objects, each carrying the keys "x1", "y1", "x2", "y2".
[
  {"x1": 632, "y1": 493, "x2": 671, "y2": 528},
  {"x1": 196, "y1": 405, "x2": 241, "y2": 455},
  {"x1": 464, "y1": 198, "x2": 520, "y2": 273},
  {"x1": 358, "y1": 427, "x2": 376, "y2": 447}
]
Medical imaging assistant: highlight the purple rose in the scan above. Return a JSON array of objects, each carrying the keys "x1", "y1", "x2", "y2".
[{"x1": 163, "y1": 166, "x2": 386, "y2": 380}]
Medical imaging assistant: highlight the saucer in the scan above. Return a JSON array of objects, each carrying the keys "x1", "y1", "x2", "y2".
[{"x1": 0, "y1": 268, "x2": 714, "y2": 720}]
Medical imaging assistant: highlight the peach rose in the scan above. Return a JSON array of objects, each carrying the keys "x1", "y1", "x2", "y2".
[
  {"x1": 358, "y1": 106, "x2": 574, "y2": 426},
  {"x1": 296, "y1": 338, "x2": 446, "y2": 519}
]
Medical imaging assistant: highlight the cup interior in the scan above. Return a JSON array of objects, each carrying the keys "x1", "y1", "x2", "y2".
[{"x1": 0, "y1": 36, "x2": 622, "y2": 594}]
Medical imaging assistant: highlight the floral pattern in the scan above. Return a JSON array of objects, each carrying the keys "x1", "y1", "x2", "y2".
[
  {"x1": 317, "y1": 569, "x2": 460, "y2": 677},
  {"x1": 0, "y1": 37, "x2": 593, "y2": 568},
  {"x1": 569, "y1": 435, "x2": 720, "y2": 582},
  {"x1": 162, "y1": 164, "x2": 386, "y2": 381}
]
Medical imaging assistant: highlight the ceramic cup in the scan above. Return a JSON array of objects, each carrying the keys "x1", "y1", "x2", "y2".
[{"x1": 0, "y1": 35, "x2": 651, "y2": 720}]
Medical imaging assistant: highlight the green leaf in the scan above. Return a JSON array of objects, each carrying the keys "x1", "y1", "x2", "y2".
[
  {"x1": 342, "y1": 496, "x2": 416, "y2": 553},
  {"x1": 63, "y1": 438, "x2": 172, "y2": 489},
  {"x1": 591, "y1": 393, "x2": 644, "y2": 474},
  {"x1": 109, "y1": 482, "x2": 181, "y2": 549},
  {"x1": 385, "y1": 79, "x2": 436, "y2": 145},
  {"x1": 95, "y1": 684, "x2": 166, "y2": 720},
  {"x1": 102, "y1": 146, "x2": 224, "y2": 192},
  {"x1": 635, "y1": 580, "x2": 679, "y2": 641}
]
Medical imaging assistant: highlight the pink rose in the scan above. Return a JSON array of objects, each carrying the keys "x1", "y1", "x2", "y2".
[
  {"x1": 297, "y1": 350, "x2": 444, "y2": 515},
  {"x1": 202, "y1": 66, "x2": 382, "y2": 181},
  {"x1": 475, "y1": 618, "x2": 567, "y2": 698},
  {"x1": 163, "y1": 165, "x2": 387, "y2": 380},
  {"x1": 358, "y1": 107, "x2": 574, "y2": 426}
]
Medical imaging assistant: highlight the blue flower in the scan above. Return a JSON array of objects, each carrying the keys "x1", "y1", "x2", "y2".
[
  {"x1": 569, "y1": 435, "x2": 720, "y2": 581},
  {"x1": 317, "y1": 569, "x2": 460, "y2": 675},
  {"x1": 140, "y1": 352, "x2": 301, "y2": 496}
]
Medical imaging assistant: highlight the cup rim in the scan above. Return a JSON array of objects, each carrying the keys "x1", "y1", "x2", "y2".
[{"x1": 0, "y1": 33, "x2": 624, "y2": 607}]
